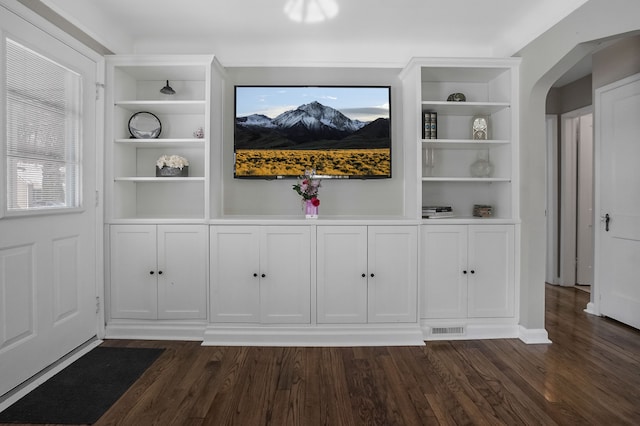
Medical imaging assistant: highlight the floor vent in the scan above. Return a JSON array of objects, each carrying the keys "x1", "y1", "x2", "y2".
[{"x1": 431, "y1": 326, "x2": 465, "y2": 336}]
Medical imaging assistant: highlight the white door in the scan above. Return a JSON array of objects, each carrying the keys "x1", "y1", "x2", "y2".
[
  {"x1": 368, "y1": 226, "x2": 417, "y2": 323},
  {"x1": 210, "y1": 226, "x2": 260, "y2": 323},
  {"x1": 260, "y1": 226, "x2": 311, "y2": 324},
  {"x1": 576, "y1": 113, "x2": 594, "y2": 285},
  {"x1": 0, "y1": 7, "x2": 98, "y2": 395},
  {"x1": 158, "y1": 225, "x2": 207, "y2": 320},
  {"x1": 316, "y1": 226, "x2": 368, "y2": 324},
  {"x1": 109, "y1": 225, "x2": 157, "y2": 320},
  {"x1": 420, "y1": 225, "x2": 467, "y2": 319},
  {"x1": 596, "y1": 73, "x2": 640, "y2": 330},
  {"x1": 467, "y1": 225, "x2": 514, "y2": 318}
]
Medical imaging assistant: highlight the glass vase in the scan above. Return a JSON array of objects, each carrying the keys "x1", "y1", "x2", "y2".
[
  {"x1": 304, "y1": 200, "x2": 319, "y2": 219},
  {"x1": 469, "y1": 151, "x2": 494, "y2": 178}
]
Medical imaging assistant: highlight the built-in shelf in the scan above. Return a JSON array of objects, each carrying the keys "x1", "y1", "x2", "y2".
[
  {"x1": 114, "y1": 138, "x2": 205, "y2": 148},
  {"x1": 420, "y1": 101, "x2": 510, "y2": 115},
  {"x1": 403, "y1": 57, "x2": 520, "y2": 221},
  {"x1": 115, "y1": 100, "x2": 206, "y2": 114},
  {"x1": 105, "y1": 54, "x2": 217, "y2": 223},
  {"x1": 420, "y1": 217, "x2": 518, "y2": 224},
  {"x1": 421, "y1": 177, "x2": 511, "y2": 182},
  {"x1": 421, "y1": 139, "x2": 509, "y2": 148},
  {"x1": 114, "y1": 177, "x2": 205, "y2": 182}
]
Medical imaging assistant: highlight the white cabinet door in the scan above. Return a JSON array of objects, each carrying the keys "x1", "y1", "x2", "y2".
[
  {"x1": 210, "y1": 225, "x2": 311, "y2": 324},
  {"x1": 467, "y1": 225, "x2": 514, "y2": 318},
  {"x1": 109, "y1": 225, "x2": 157, "y2": 319},
  {"x1": 421, "y1": 224, "x2": 514, "y2": 320},
  {"x1": 260, "y1": 226, "x2": 311, "y2": 324},
  {"x1": 367, "y1": 226, "x2": 418, "y2": 323},
  {"x1": 317, "y1": 226, "x2": 368, "y2": 324},
  {"x1": 210, "y1": 226, "x2": 260, "y2": 323},
  {"x1": 421, "y1": 225, "x2": 467, "y2": 318},
  {"x1": 420, "y1": 225, "x2": 468, "y2": 319},
  {"x1": 157, "y1": 225, "x2": 208, "y2": 320}
]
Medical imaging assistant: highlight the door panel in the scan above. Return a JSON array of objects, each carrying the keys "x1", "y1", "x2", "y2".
[
  {"x1": 421, "y1": 225, "x2": 467, "y2": 319},
  {"x1": 260, "y1": 227, "x2": 311, "y2": 324},
  {"x1": 317, "y1": 226, "x2": 367, "y2": 324},
  {"x1": 109, "y1": 225, "x2": 157, "y2": 319},
  {"x1": 368, "y1": 226, "x2": 417, "y2": 323},
  {"x1": 467, "y1": 225, "x2": 514, "y2": 318},
  {"x1": 158, "y1": 225, "x2": 207, "y2": 319},
  {"x1": 0, "y1": 6, "x2": 98, "y2": 396},
  {"x1": 0, "y1": 244, "x2": 34, "y2": 349},
  {"x1": 597, "y1": 74, "x2": 640, "y2": 329},
  {"x1": 210, "y1": 226, "x2": 260, "y2": 322}
]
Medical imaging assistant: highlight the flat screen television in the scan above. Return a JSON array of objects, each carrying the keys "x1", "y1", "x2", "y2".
[{"x1": 234, "y1": 85, "x2": 391, "y2": 179}]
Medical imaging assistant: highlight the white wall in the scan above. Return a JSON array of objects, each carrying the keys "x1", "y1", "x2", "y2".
[{"x1": 516, "y1": 0, "x2": 640, "y2": 330}]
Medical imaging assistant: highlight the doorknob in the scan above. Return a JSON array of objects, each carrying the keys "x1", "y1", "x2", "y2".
[{"x1": 601, "y1": 213, "x2": 610, "y2": 232}]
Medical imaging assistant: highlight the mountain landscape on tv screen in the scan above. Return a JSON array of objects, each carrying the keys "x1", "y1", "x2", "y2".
[{"x1": 235, "y1": 101, "x2": 390, "y2": 149}]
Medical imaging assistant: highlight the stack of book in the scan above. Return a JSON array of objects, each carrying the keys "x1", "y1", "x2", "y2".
[
  {"x1": 473, "y1": 204, "x2": 493, "y2": 218},
  {"x1": 423, "y1": 111, "x2": 438, "y2": 139},
  {"x1": 422, "y1": 205, "x2": 453, "y2": 218}
]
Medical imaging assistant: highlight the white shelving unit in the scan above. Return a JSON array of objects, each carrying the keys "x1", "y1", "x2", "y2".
[
  {"x1": 401, "y1": 58, "x2": 521, "y2": 341},
  {"x1": 402, "y1": 58, "x2": 520, "y2": 222},
  {"x1": 105, "y1": 55, "x2": 222, "y2": 223}
]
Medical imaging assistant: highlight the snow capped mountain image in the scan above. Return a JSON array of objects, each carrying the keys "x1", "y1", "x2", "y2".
[
  {"x1": 235, "y1": 100, "x2": 389, "y2": 149},
  {"x1": 233, "y1": 86, "x2": 392, "y2": 178},
  {"x1": 271, "y1": 101, "x2": 366, "y2": 132},
  {"x1": 236, "y1": 113, "x2": 277, "y2": 128}
]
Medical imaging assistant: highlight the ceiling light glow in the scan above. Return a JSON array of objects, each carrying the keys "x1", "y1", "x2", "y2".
[{"x1": 284, "y1": 0, "x2": 339, "y2": 23}]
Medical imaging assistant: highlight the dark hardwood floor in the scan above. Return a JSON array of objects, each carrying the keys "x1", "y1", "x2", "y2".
[{"x1": 6, "y1": 284, "x2": 640, "y2": 425}]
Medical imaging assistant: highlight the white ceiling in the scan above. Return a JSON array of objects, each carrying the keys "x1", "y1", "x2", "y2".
[{"x1": 40, "y1": 0, "x2": 590, "y2": 68}]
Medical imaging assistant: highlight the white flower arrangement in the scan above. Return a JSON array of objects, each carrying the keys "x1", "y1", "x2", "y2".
[{"x1": 156, "y1": 154, "x2": 189, "y2": 170}]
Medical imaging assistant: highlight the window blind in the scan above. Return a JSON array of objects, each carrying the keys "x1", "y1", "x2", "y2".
[{"x1": 5, "y1": 38, "x2": 82, "y2": 212}]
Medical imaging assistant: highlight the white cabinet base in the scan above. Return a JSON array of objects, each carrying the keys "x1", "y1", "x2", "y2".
[
  {"x1": 202, "y1": 324, "x2": 424, "y2": 347},
  {"x1": 420, "y1": 319, "x2": 519, "y2": 341},
  {"x1": 105, "y1": 319, "x2": 207, "y2": 341}
]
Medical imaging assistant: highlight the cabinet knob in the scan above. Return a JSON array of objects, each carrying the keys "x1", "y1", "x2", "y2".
[
  {"x1": 253, "y1": 273, "x2": 258, "y2": 277},
  {"x1": 470, "y1": 270, "x2": 475, "y2": 274},
  {"x1": 158, "y1": 270, "x2": 163, "y2": 275},
  {"x1": 149, "y1": 271, "x2": 155, "y2": 275},
  {"x1": 261, "y1": 273, "x2": 266, "y2": 278},
  {"x1": 362, "y1": 273, "x2": 366, "y2": 278},
  {"x1": 463, "y1": 270, "x2": 467, "y2": 274},
  {"x1": 370, "y1": 273, "x2": 375, "y2": 278}
]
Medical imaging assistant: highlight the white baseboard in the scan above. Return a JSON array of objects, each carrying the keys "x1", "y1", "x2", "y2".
[
  {"x1": 421, "y1": 322, "x2": 520, "y2": 341},
  {"x1": 105, "y1": 320, "x2": 206, "y2": 341},
  {"x1": 584, "y1": 302, "x2": 598, "y2": 316},
  {"x1": 518, "y1": 326, "x2": 552, "y2": 344},
  {"x1": 202, "y1": 324, "x2": 425, "y2": 347}
]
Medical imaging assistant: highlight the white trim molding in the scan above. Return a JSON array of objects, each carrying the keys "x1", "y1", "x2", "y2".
[
  {"x1": 203, "y1": 325, "x2": 425, "y2": 347},
  {"x1": 518, "y1": 326, "x2": 552, "y2": 344}
]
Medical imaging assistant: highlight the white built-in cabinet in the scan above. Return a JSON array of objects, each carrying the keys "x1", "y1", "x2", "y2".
[
  {"x1": 105, "y1": 55, "x2": 224, "y2": 222},
  {"x1": 399, "y1": 58, "x2": 520, "y2": 340},
  {"x1": 209, "y1": 226, "x2": 311, "y2": 324},
  {"x1": 401, "y1": 58, "x2": 520, "y2": 220},
  {"x1": 104, "y1": 55, "x2": 224, "y2": 338},
  {"x1": 420, "y1": 225, "x2": 514, "y2": 320},
  {"x1": 102, "y1": 55, "x2": 522, "y2": 344},
  {"x1": 109, "y1": 224, "x2": 208, "y2": 320},
  {"x1": 317, "y1": 226, "x2": 417, "y2": 324}
]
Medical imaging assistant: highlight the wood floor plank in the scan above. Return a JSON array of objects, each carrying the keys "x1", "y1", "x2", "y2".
[
  {"x1": 376, "y1": 349, "x2": 437, "y2": 425},
  {"x1": 319, "y1": 347, "x2": 358, "y2": 426}
]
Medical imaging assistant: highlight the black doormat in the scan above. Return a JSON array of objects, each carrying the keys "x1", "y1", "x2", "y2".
[{"x1": 0, "y1": 346, "x2": 163, "y2": 425}]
